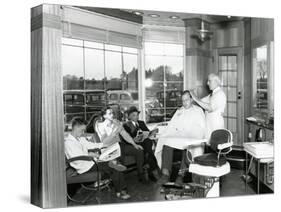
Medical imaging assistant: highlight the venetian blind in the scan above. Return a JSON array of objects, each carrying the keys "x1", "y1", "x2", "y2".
[{"x1": 62, "y1": 6, "x2": 142, "y2": 48}]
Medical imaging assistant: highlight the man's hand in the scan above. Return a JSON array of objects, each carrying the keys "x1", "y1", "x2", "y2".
[
  {"x1": 189, "y1": 90, "x2": 198, "y2": 101},
  {"x1": 134, "y1": 135, "x2": 143, "y2": 143},
  {"x1": 133, "y1": 144, "x2": 143, "y2": 150},
  {"x1": 89, "y1": 152, "x2": 100, "y2": 159}
]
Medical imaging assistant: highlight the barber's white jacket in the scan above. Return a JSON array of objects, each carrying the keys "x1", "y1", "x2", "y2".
[
  {"x1": 201, "y1": 87, "x2": 226, "y2": 139},
  {"x1": 65, "y1": 134, "x2": 103, "y2": 174}
]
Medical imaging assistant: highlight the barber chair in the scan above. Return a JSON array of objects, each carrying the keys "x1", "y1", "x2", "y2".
[
  {"x1": 186, "y1": 129, "x2": 233, "y2": 197},
  {"x1": 66, "y1": 155, "x2": 111, "y2": 204}
]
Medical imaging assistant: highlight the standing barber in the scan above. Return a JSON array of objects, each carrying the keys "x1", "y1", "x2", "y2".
[{"x1": 190, "y1": 73, "x2": 226, "y2": 139}]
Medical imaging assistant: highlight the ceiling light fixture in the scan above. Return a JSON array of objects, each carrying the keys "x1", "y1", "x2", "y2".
[
  {"x1": 193, "y1": 17, "x2": 213, "y2": 43},
  {"x1": 132, "y1": 11, "x2": 143, "y2": 16},
  {"x1": 148, "y1": 14, "x2": 160, "y2": 18},
  {"x1": 169, "y1": 15, "x2": 180, "y2": 19}
]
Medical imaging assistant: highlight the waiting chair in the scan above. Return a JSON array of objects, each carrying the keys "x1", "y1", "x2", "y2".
[
  {"x1": 65, "y1": 154, "x2": 111, "y2": 204},
  {"x1": 186, "y1": 129, "x2": 233, "y2": 197}
]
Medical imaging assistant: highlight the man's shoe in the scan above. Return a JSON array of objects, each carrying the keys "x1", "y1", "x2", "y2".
[
  {"x1": 138, "y1": 168, "x2": 149, "y2": 183},
  {"x1": 157, "y1": 174, "x2": 170, "y2": 185},
  {"x1": 175, "y1": 176, "x2": 184, "y2": 185}
]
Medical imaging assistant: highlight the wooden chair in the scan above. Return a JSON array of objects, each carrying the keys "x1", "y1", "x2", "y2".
[{"x1": 65, "y1": 155, "x2": 111, "y2": 204}]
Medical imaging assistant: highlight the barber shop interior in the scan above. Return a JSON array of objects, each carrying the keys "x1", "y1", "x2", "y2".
[{"x1": 31, "y1": 4, "x2": 274, "y2": 208}]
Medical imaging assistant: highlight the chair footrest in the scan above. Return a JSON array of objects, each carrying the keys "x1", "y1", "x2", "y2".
[{"x1": 189, "y1": 162, "x2": 231, "y2": 177}]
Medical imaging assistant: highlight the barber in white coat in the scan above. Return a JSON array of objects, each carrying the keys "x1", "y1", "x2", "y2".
[{"x1": 190, "y1": 74, "x2": 226, "y2": 140}]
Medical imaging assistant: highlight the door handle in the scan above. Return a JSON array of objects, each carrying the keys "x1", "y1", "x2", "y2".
[{"x1": 238, "y1": 91, "x2": 242, "y2": 99}]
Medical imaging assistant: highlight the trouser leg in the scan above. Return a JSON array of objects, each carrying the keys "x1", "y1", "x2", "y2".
[
  {"x1": 141, "y1": 139, "x2": 158, "y2": 172},
  {"x1": 161, "y1": 145, "x2": 174, "y2": 174},
  {"x1": 90, "y1": 162, "x2": 126, "y2": 192},
  {"x1": 120, "y1": 142, "x2": 144, "y2": 176}
]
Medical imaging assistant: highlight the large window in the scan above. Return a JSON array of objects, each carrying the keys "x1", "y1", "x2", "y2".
[
  {"x1": 144, "y1": 42, "x2": 184, "y2": 123},
  {"x1": 252, "y1": 42, "x2": 274, "y2": 115},
  {"x1": 62, "y1": 38, "x2": 139, "y2": 128}
]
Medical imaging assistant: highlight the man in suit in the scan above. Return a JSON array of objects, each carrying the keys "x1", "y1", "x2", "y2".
[{"x1": 123, "y1": 106, "x2": 160, "y2": 181}]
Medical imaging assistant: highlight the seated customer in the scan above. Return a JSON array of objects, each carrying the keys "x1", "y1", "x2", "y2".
[
  {"x1": 123, "y1": 106, "x2": 160, "y2": 181},
  {"x1": 95, "y1": 106, "x2": 146, "y2": 182},
  {"x1": 65, "y1": 118, "x2": 130, "y2": 200},
  {"x1": 158, "y1": 90, "x2": 206, "y2": 184}
]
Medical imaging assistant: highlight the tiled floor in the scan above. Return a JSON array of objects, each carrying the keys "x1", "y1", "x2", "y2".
[{"x1": 68, "y1": 168, "x2": 262, "y2": 206}]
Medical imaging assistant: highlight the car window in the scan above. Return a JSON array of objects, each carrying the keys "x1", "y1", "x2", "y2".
[
  {"x1": 73, "y1": 94, "x2": 84, "y2": 105},
  {"x1": 120, "y1": 94, "x2": 131, "y2": 101},
  {"x1": 109, "y1": 93, "x2": 118, "y2": 100},
  {"x1": 86, "y1": 93, "x2": 106, "y2": 104},
  {"x1": 175, "y1": 91, "x2": 181, "y2": 97},
  {"x1": 64, "y1": 94, "x2": 73, "y2": 104},
  {"x1": 131, "y1": 92, "x2": 139, "y2": 100}
]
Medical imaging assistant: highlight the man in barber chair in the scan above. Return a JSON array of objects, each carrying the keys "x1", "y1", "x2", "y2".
[
  {"x1": 65, "y1": 118, "x2": 131, "y2": 200},
  {"x1": 157, "y1": 90, "x2": 206, "y2": 184},
  {"x1": 123, "y1": 106, "x2": 160, "y2": 182}
]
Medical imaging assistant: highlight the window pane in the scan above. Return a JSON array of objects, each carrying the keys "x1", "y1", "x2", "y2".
[
  {"x1": 165, "y1": 57, "x2": 184, "y2": 81},
  {"x1": 84, "y1": 48, "x2": 105, "y2": 90},
  {"x1": 227, "y1": 72, "x2": 237, "y2": 86},
  {"x1": 145, "y1": 82, "x2": 165, "y2": 123},
  {"x1": 105, "y1": 44, "x2": 122, "y2": 52},
  {"x1": 62, "y1": 37, "x2": 83, "y2": 46},
  {"x1": 123, "y1": 47, "x2": 138, "y2": 54},
  {"x1": 164, "y1": 43, "x2": 183, "y2": 56},
  {"x1": 145, "y1": 56, "x2": 165, "y2": 82},
  {"x1": 219, "y1": 71, "x2": 228, "y2": 86},
  {"x1": 84, "y1": 41, "x2": 104, "y2": 49},
  {"x1": 145, "y1": 42, "x2": 164, "y2": 55},
  {"x1": 62, "y1": 45, "x2": 84, "y2": 90},
  {"x1": 166, "y1": 83, "x2": 183, "y2": 108},
  {"x1": 228, "y1": 56, "x2": 237, "y2": 70},
  {"x1": 254, "y1": 45, "x2": 268, "y2": 109},
  {"x1": 121, "y1": 53, "x2": 138, "y2": 90},
  {"x1": 227, "y1": 87, "x2": 237, "y2": 102},
  {"x1": 227, "y1": 102, "x2": 237, "y2": 117},
  {"x1": 219, "y1": 56, "x2": 228, "y2": 70},
  {"x1": 105, "y1": 51, "x2": 122, "y2": 90},
  {"x1": 228, "y1": 118, "x2": 237, "y2": 132}
]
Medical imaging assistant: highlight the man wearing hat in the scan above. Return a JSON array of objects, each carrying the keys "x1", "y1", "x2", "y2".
[{"x1": 122, "y1": 106, "x2": 160, "y2": 182}]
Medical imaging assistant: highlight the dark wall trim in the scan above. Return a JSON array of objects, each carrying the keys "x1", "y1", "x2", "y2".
[{"x1": 186, "y1": 48, "x2": 212, "y2": 58}]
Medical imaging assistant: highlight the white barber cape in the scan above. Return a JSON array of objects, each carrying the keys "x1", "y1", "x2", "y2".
[
  {"x1": 65, "y1": 134, "x2": 103, "y2": 174},
  {"x1": 155, "y1": 105, "x2": 207, "y2": 168},
  {"x1": 201, "y1": 87, "x2": 226, "y2": 139}
]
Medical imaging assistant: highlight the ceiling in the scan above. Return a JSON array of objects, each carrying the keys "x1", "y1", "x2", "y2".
[{"x1": 76, "y1": 6, "x2": 245, "y2": 27}]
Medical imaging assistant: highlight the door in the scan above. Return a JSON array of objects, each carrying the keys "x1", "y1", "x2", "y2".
[{"x1": 217, "y1": 48, "x2": 244, "y2": 146}]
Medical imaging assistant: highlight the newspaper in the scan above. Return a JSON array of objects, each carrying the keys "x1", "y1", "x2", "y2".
[{"x1": 98, "y1": 142, "x2": 121, "y2": 162}]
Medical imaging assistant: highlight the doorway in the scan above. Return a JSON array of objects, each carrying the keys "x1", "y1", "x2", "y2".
[{"x1": 216, "y1": 48, "x2": 244, "y2": 147}]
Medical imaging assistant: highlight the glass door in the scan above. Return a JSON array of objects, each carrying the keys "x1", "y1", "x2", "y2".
[{"x1": 218, "y1": 48, "x2": 243, "y2": 146}]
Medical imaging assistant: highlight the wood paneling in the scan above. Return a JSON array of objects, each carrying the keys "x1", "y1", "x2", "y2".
[
  {"x1": 211, "y1": 21, "x2": 244, "y2": 48},
  {"x1": 31, "y1": 4, "x2": 67, "y2": 208},
  {"x1": 184, "y1": 18, "x2": 212, "y2": 97},
  {"x1": 251, "y1": 18, "x2": 274, "y2": 48}
]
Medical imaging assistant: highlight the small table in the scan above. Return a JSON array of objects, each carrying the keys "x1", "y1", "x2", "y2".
[{"x1": 244, "y1": 142, "x2": 274, "y2": 194}]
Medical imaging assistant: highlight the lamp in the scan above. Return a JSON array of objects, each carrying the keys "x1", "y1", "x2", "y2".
[{"x1": 193, "y1": 17, "x2": 213, "y2": 43}]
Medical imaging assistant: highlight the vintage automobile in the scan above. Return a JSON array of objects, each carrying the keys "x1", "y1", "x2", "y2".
[
  {"x1": 107, "y1": 90, "x2": 165, "y2": 123},
  {"x1": 63, "y1": 90, "x2": 121, "y2": 131},
  {"x1": 156, "y1": 89, "x2": 182, "y2": 119}
]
